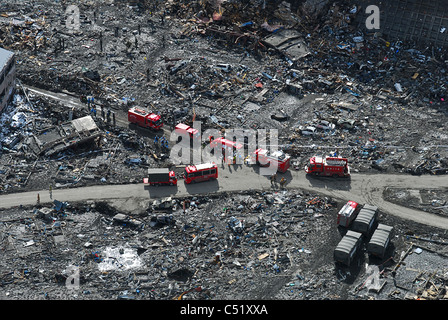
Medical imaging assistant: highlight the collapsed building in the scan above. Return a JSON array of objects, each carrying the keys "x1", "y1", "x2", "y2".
[
  {"x1": 0, "y1": 47, "x2": 15, "y2": 113},
  {"x1": 23, "y1": 115, "x2": 102, "y2": 158}
]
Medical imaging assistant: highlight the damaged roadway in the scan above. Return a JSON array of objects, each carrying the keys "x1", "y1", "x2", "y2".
[{"x1": 1, "y1": 0, "x2": 448, "y2": 303}]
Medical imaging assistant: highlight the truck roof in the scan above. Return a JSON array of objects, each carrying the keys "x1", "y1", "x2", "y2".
[
  {"x1": 309, "y1": 156, "x2": 348, "y2": 167},
  {"x1": 212, "y1": 137, "x2": 243, "y2": 149},
  {"x1": 324, "y1": 157, "x2": 348, "y2": 166},
  {"x1": 129, "y1": 107, "x2": 161, "y2": 120},
  {"x1": 338, "y1": 200, "x2": 358, "y2": 216},
  {"x1": 175, "y1": 123, "x2": 198, "y2": 134},
  {"x1": 255, "y1": 148, "x2": 289, "y2": 160},
  {"x1": 368, "y1": 224, "x2": 393, "y2": 249},
  {"x1": 185, "y1": 162, "x2": 217, "y2": 172},
  {"x1": 129, "y1": 107, "x2": 149, "y2": 115},
  {"x1": 147, "y1": 113, "x2": 161, "y2": 121},
  {"x1": 148, "y1": 168, "x2": 170, "y2": 174},
  {"x1": 334, "y1": 231, "x2": 362, "y2": 255}
]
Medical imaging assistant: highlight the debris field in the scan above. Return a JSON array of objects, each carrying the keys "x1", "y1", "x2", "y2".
[{"x1": 0, "y1": 0, "x2": 448, "y2": 301}]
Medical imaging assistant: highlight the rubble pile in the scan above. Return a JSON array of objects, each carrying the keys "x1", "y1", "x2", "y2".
[
  {"x1": 0, "y1": 0, "x2": 447, "y2": 178},
  {"x1": 1, "y1": 189, "x2": 447, "y2": 300},
  {"x1": 0, "y1": 91, "x2": 168, "y2": 193},
  {"x1": 0, "y1": 0, "x2": 448, "y2": 302},
  {"x1": 0, "y1": 190, "x2": 339, "y2": 299}
]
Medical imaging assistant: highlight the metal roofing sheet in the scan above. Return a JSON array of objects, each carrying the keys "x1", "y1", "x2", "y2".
[
  {"x1": 369, "y1": 224, "x2": 393, "y2": 247},
  {"x1": 0, "y1": 47, "x2": 14, "y2": 72},
  {"x1": 335, "y1": 231, "x2": 362, "y2": 254}
]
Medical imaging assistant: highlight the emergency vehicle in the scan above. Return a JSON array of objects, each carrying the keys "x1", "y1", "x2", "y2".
[
  {"x1": 209, "y1": 137, "x2": 243, "y2": 162},
  {"x1": 305, "y1": 156, "x2": 350, "y2": 177},
  {"x1": 184, "y1": 163, "x2": 218, "y2": 184},
  {"x1": 144, "y1": 168, "x2": 177, "y2": 186},
  {"x1": 210, "y1": 137, "x2": 243, "y2": 151},
  {"x1": 252, "y1": 148, "x2": 291, "y2": 173},
  {"x1": 336, "y1": 200, "x2": 359, "y2": 227},
  {"x1": 175, "y1": 123, "x2": 200, "y2": 141},
  {"x1": 128, "y1": 107, "x2": 163, "y2": 130}
]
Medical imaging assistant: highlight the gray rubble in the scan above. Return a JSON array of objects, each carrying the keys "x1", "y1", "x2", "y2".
[{"x1": 0, "y1": 0, "x2": 447, "y2": 302}]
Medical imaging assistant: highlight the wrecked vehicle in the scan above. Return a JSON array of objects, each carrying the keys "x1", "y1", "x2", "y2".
[
  {"x1": 315, "y1": 120, "x2": 335, "y2": 131},
  {"x1": 337, "y1": 119, "x2": 356, "y2": 130},
  {"x1": 298, "y1": 126, "x2": 317, "y2": 136},
  {"x1": 212, "y1": 63, "x2": 232, "y2": 73}
]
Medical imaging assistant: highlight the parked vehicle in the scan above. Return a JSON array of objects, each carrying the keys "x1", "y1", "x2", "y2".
[
  {"x1": 184, "y1": 163, "x2": 218, "y2": 184},
  {"x1": 351, "y1": 204, "x2": 378, "y2": 235},
  {"x1": 305, "y1": 156, "x2": 350, "y2": 177},
  {"x1": 175, "y1": 123, "x2": 201, "y2": 142},
  {"x1": 209, "y1": 137, "x2": 243, "y2": 161},
  {"x1": 337, "y1": 200, "x2": 359, "y2": 227},
  {"x1": 252, "y1": 148, "x2": 291, "y2": 173},
  {"x1": 128, "y1": 107, "x2": 163, "y2": 130},
  {"x1": 334, "y1": 230, "x2": 363, "y2": 266},
  {"x1": 367, "y1": 224, "x2": 394, "y2": 259},
  {"x1": 144, "y1": 168, "x2": 177, "y2": 186},
  {"x1": 210, "y1": 137, "x2": 243, "y2": 151},
  {"x1": 170, "y1": 60, "x2": 188, "y2": 75}
]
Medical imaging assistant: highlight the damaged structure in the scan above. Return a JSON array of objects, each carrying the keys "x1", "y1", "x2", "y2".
[
  {"x1": 0, "y1": 47, "x2": 15, "y2": 113},
  {"x1": 24, "y1": 115, "x2": 102, "y2": 158}
]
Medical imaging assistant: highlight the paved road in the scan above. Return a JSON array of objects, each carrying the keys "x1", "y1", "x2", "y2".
[{"x1": 1, "y1": 163, "x2": 448, "y2": 230}]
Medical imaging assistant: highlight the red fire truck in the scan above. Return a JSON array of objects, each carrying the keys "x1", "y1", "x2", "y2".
[
  {"x1": 305, "y1": 156, "x2": 350, "y2": 177},
  {"x1": 128, "y1": 107, "x2": 163, "y2": 130},
  {"x1": 184, "y1": 163, "x2": 218, "y2": 184},
  {"x1": 209, "y1": 137, "x2": 243, "y2": 162},
  {"x1": 252, "y1": 148, "x2": 291, "y2": 173},
  {"x1": 143, "y1": 168, "x2": 177, "y2": 186},
  {"x1": 210, "y1": 137, "x2": 243, "y2": 151},
  {"x1": 337, "y1": 200, "x2": 359, "y2": 227},
  {"x1": 175, "y1": 123, "x2": 200, "y2": 141}
]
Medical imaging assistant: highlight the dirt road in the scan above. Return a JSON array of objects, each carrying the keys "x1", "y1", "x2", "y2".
[{"x1": 1, "y1": 163, "x2": 448, "y2": 230}]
